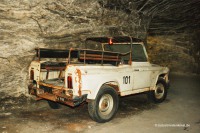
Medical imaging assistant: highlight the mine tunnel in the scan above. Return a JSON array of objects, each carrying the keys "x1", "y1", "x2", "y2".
[{"x1": 0, "y1": 0, "x2": 200, "y2": 132}]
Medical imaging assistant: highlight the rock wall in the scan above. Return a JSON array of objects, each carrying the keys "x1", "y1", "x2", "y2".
[
  {"x1": 0, "y1": 0, "x2": 147, "y2": 97},
  {"x1": 147, "y1": 35, "x2": 196, "y2": 73},
  {"x1": 1, "y1": 0, "x2": 198, "y2": 97}
]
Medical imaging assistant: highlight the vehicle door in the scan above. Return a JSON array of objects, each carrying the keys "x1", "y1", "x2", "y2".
[
  {"x1": 104, "y1": 43, "x2": 134, "y2": 92},
  {"x1": 131, "y1": 44, "x2": 152, "y2": 90}
]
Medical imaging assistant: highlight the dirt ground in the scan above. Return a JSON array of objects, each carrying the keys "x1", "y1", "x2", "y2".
[{"x1": 0, "y1": 73, "x2": 200, "y2": 133}]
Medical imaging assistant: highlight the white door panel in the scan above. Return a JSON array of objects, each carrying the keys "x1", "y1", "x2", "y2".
[
  {"x1": 118, "y1": 73, "x2": 133, "y2": 92},
  {"x1": 132, "y1": 62, "x2": 151, "y2": 89}
]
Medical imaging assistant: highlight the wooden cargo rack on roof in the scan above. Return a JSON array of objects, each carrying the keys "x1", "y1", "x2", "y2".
[
  {"x1": 36, "y1": 48, "x2": 131, "y2": 66},
  {"x1": 77, "y1": 49, "x2": 130, "y2": 65}
]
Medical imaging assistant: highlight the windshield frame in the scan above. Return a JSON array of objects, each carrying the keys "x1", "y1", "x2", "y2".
[{"x1": 102, "y1": 43, "x2": 132, "y2": 64}]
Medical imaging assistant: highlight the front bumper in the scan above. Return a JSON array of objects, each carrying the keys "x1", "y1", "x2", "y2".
[{"x1": 28, "y1": 82, "x2": 87, "y2": 107}]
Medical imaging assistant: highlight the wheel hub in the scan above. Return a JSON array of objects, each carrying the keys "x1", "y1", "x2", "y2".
[
  {"x1": 157, "y1": 87, "x2": 163, "y2": 93},
  {"x1": 99, "y1": 94, "x2": 114, "y2": 115},
  {"x1": 155, "y1": 83, "x2": 165, "y2": 99},
  {"x1": 101, "y1": 98, "x2": 109, "y2": 111}
]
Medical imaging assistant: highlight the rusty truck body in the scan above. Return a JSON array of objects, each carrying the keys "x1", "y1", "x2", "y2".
[{"x1": 28, "y1": 36, "x2": 169, "y2": 122}]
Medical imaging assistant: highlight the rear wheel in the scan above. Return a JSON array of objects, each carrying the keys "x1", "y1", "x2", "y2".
[
  {"x1": 88, "y1": 86, "x2": 119, "y2": 123},
  {"x1": 148, "y1": 78, "x2": 168, "y2": 103},
  {"x1": 47, "y1": 100, "x2": 61, "y2": 109}
]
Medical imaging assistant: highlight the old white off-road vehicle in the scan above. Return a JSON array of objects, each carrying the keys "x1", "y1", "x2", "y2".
[{"x1": 28, "y1": 36, "x2": 169, "y2": 122}]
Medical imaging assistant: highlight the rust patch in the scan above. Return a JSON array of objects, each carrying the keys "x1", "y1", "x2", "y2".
[
  {"x1": 107, "y1": 84, "x2": 120, "y2": 94},
  {"x1": 75, "y1": 69, "x2": 82, "y2": 96},
  {"x1": 28, "y1": 81, "x2": 76, "y2": 106},
  {"x1": 38, "y1": 82, "x2": 65, "y2": 90}
]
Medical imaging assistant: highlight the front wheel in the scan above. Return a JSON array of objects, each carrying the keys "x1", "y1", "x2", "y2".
[
  {"x1": 148, "y1": 78, "x2": 168, "y2": 103},
  {"x1": 88, "y1": 86, "x2": 119, "y2": 123}
]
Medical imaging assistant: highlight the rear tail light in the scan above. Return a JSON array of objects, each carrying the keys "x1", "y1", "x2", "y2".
[
  {"x1": 30, "y1": 70, "x2": 34, "y2": 80},
  {"x1": 109, "y1": 38, "x2": 113, "y2": 45},
  {"x1": 67, "y1": 76, "x2": 73, "y2": 89}
]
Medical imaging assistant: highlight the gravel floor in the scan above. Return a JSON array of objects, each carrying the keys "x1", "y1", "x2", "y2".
[{"x1": 0, "y1": 73, "x2": 199, "y2": 133}]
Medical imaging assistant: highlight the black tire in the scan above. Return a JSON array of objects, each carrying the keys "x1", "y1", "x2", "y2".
[
  {"x1": 88, "y1": 86, "x2": 119, "y2": 123},
  {"x1": 47, "y1": 100, "x2": 61, "y2": 109},
  {"x1": 148, "y1": 78, "x2": 168, "y2": 103}
]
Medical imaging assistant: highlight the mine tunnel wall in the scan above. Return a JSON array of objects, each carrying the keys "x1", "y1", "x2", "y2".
[
  {"x1": 0, "y1": 0, "x2": 147, "y2": 97},
  {"x1": 0, "y1": 0, "x2": 199, "y2": 97}
]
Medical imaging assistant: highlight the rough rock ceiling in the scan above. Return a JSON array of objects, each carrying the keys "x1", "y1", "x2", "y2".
[{"x1": 99, "y1": 0, "x2": 200, "y2": 34}]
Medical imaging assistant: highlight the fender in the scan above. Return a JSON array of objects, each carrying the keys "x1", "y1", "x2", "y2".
[
  {"x1": 86, "y1": 80, "x2": 120, "y2": 100},
  {"x1": 150, "y1": 67, "x2": 169, "y2": 90}
]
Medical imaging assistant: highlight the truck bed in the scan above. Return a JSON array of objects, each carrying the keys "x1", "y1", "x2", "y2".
[{"x1": 42, "y1": 78, "x2": 65, "y2": 87}]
